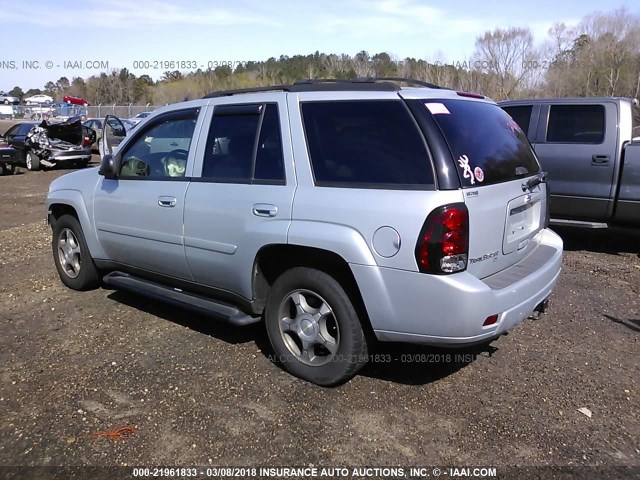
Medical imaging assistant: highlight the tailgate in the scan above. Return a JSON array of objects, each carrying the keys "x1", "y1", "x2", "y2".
[
  {"x1": 418, "y1": 96, "x2": 546, "y2": 278},
  {"x1": 464, "y1": 178, "x2": 546, "y2": 279}
]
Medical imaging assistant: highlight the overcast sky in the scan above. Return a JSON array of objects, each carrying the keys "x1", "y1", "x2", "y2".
[{"x1": 1, "y1": 0, "x2": 639, "y2": 92}]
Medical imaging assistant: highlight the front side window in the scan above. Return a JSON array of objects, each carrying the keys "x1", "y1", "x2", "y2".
[
  {"x1": 302, "y1": 100, "x2": 434, "y2": 188},
  {"x1": 119, "y1": 111, "x2": 198, "y2": 178},
  {"x1": 546, "y1": 104, "x2": 605, "y2": 144}
]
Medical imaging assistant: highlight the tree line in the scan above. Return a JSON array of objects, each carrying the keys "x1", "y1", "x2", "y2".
[{"x1": 7, "y1": 8, "x2": 640, "y2": 105}]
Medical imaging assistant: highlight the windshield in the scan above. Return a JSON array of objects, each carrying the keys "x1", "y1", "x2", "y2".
[{"x1": 425, "y1": 99, "x2": 541, "y2": 186}]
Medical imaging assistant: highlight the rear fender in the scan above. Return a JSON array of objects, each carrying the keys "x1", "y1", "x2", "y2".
[{"x1": 287, "y1": 221, "x2": 377, "y2": 266}]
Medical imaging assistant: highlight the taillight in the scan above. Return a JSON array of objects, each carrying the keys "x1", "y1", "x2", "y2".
[
  {"x1": 483, "y1": 314, "x2": 499, "y2": 326},
  {"x1": 456, "y1": 91, "x2": 485, "y2": 99},
  {"x1": 415, "y1": 203, "x2": 469, "y2": 274}
]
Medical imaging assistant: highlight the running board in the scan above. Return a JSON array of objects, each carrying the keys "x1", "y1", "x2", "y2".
[
  {"x1": 103, "y1": 271, "x2": 260, "y2": 326},
  {"x1": 550, "y1": 218, "x2": 608, "y2": 229}
]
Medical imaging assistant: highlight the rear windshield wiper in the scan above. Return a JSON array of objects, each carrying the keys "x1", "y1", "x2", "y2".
[{"x1": 522, "y1": 172, "x2": 547, "y2": 192}]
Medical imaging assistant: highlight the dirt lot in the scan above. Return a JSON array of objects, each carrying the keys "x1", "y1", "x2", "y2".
[{"x1": 0, "y1": 132, "x2": 638, "y2": 479}]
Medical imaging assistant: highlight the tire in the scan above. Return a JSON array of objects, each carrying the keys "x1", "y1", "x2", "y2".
[
  {"x1": 51, "y1": 214, "x2": 101, "y2": 291},
  {"x1": 3, "y1": 99, "x2": 8, "y2": 105},
  {"x1": 0, "y1": 163, "x2": 15, "y2": 175},
  {"x1": 265, "y1": 267, "x2": 369, "y2": 386},
  {"x1": 25, "y1": 152, "x2": 40, "y2": 171}
]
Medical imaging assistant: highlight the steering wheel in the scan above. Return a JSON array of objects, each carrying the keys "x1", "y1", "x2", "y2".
[{"x1": 165, "y1": 149, "x2": 188, "y2": 160}]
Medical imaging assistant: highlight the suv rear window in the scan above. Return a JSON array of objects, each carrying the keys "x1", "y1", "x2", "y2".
[
  {"x1": 426, "y1": 99, "x2": 540, "y2": 186},
  {"x1": 301, "y1": 101, "x2": 434, "y2": 188}
]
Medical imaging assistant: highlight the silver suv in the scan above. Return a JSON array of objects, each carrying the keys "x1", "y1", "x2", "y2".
[{"x1": 46, "y1": 78, "x2": 563, "y2": 386}]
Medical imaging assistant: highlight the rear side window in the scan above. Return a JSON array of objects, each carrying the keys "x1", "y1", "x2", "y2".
[
  {"x1": 546, "y1": 105, "x2": 605, "y2": 144},
  {"x1": 301, "y1": 101, "x2": 434, "y2": 188},
  {"x1": 427, "y1": 99, "x2": 540, "y2": 186},
  {"x1": 202, "y1": 103, "x2": 285, "y2": 184},
  {"x1": 502, "y1": 105, "x2": 532, "y2": 136}
]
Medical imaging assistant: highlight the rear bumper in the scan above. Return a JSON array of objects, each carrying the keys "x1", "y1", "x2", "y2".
[
  {"x1": 352, "y1": 228, "x2": 563, "y2": 346},
  {"x1": 49, "y1": 148, "x2": 92, "y2": 162},
  {"x1": 0, "y1": 148, "x2": 17, "y2": 163}
]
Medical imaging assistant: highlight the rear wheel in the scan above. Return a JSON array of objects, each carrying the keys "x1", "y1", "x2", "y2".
[
  {"x1": 265, "y1": 267, "x2": 369, "y2": 386},
  {"x1": 25, "y1": 152, "x2": 40, "y2": 171},
  {"x1": 0, "y1": 163, "x2": 15, "y2": 175},
  {"x1": 52, "y1": 214, "x2": 101, "y2": 291}
]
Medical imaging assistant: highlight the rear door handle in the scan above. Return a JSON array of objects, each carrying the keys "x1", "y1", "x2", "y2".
[
  {"x1": 592, "y1": 154, "x2": 610, "y2": 165},
  {"x1": 252, "y1": 203, "x2": 277, "y2": 217},
  {"x1": 158, "y1": 196, "x2": 177, "y2": 207}
]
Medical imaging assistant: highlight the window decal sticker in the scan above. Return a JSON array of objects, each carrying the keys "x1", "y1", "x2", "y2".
[
  {"x1": 507, "y1": 119, "x2": 522, "y2": 133},
  {"x1": 457, "y1": 154, "x2": 475, "y2": 185},
  {"x1": 474, "y1": 167, "x2": 484, "y2": 182},
  {"x1": 424, "y1": 102, "x2": 451, "y2": 115}
]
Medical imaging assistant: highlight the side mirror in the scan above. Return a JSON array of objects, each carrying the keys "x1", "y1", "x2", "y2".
[{"x1": 98, "y1": 154, "x2": 120, "y2": 179}]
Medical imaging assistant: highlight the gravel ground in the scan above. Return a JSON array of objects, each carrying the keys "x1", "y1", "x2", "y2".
[{"x1": 0, "y1": 157, "x2": 638, "y2": 479}]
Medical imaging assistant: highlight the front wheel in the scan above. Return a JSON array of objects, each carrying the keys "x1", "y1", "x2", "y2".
[
  {"x1": 52, "y1": 214, "x2": 101, "y2": 290},
  {"x1": 25, "y1": 152, "x2": 40, "y2": 171},
  {"x1": 265, "y1": 267, "x2": 369, "y2": 386}
]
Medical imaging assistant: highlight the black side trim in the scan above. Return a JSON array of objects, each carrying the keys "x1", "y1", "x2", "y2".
[
  {"x1": 94, "y1": 260, "x2": 260, "y2": 315},
  {"x1": 103, "y1": 271, "x2": 260, "y2": 326},
  {"x1": 214, "y1": 104, "x2": 263, "y2": 116},
  {"x1": 116, "y1": 176, "x2": 191, "y2": 182},
  {"x1": 314, "y1": 181, "x2": 434, "y2": 190},
  {"x1": 405, "y1": 99, "x2": 460, "y2": 190}
]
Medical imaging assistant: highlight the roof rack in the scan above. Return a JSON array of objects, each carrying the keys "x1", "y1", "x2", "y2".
[
  {"x1": 295, "y1": 77, "x2": 443, "y2": 89},
  {"x1": 203, "y1": 77, "x2": 443, "y2": 98}
]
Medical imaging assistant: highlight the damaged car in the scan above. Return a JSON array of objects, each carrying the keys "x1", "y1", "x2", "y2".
[
  {"x1": 0, "y1": 116, "x2": 95, "y2": 171},
  {"x1": 0, "y1": 139, "x2": 17, "y2": 175}
]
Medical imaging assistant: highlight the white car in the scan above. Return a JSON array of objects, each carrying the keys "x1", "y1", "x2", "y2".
[
  {"x1": 128, "y1": 111, "x2": 152, "y2": 125},
  {"x1": 24, "y1": 94, "x2": 54, "y2": 105},
  {"x1": 0, "y1": 92, "x2": 19, "y2": 105}
]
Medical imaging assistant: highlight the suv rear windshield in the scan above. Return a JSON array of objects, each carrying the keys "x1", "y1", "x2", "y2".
[{"x1": 426, "y1": 99, "x2": 541, "y2": 186}]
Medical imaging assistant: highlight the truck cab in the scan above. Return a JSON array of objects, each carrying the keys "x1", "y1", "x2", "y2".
[{"x1": 500, "y1": 97, "x2": 640, "y2": 228}]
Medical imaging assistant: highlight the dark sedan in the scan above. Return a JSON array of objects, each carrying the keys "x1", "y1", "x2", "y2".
[{"x1": 1, "y1": 118, "x2": 94, "y2": 171}]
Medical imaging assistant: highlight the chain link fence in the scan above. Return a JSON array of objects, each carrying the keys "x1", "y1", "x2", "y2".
[
  {"x1": 86, "y1": 104, "x2": 161, "y2": 119},
  {"x1": 9, "y1": 104, "x2": 162, "y2": 122}
]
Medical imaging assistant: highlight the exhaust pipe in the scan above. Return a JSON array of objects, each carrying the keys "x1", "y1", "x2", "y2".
[
  {"x1": 529, "y1": 298, "x2": 550, "y2": 320},
  {"x1": 534, "y1": 298, "x2": 550, "y2": 314}
]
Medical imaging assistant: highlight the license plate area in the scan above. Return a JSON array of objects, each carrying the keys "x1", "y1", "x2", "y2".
[{"x1": 503, "y1": 193, "x2": 542, "y2": 254}]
